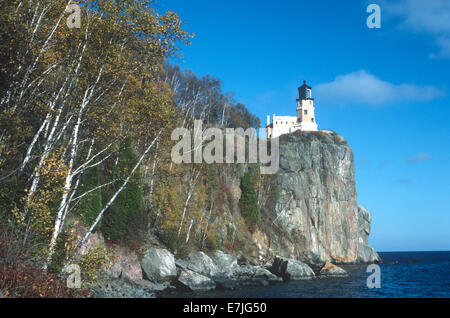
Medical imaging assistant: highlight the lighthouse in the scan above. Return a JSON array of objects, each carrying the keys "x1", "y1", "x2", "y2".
[
  {"x1": 296, "y1": 81, "x2": 318, "y2": 132},
  {"x1": 266, "y1": 81, "x2": 319, "y2": 138}
]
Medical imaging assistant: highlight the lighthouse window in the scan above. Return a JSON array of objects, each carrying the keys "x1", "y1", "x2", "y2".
[
  {"x1": 306, "y1": 89, "x2": 311, "y2": 98},
  {"x1": 304, "y1": 110, "x2": 308, "y2": 115},
  {"x1": 312, "y1": 118, "x2": 315, "y2": 123}
]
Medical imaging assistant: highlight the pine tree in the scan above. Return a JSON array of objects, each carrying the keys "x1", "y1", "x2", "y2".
[
  {"x1": 102, "y1": 139, "x2": 143, "y2": 242},
  {"x1": 75, "y1": 165, "x2": 102, "y2": 230},
  {"x1": 239, "y1": 168, "x2": 260, "y2": 227}
]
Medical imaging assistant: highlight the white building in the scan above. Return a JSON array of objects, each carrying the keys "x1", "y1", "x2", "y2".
[{"x1": 267, "y1": 81, "x2": 318, "y2": 138}]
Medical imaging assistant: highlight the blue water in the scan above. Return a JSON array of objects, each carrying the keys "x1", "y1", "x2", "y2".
[{"x1": 168, "y1": 251, "x2": 450, "y2": 298}]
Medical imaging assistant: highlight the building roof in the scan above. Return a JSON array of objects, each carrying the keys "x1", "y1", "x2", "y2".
[
  {"x1": 298, "y1": 80, "x2": 312, "y2": 90},
  {"x1": 297, "y1": 80, "x2": 314, "y2": 101}
]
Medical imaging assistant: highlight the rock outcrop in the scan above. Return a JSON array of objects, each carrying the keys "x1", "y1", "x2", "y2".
[
  {"x1": 266, "y1": 132, "x2": 380, "y2": 264},
  {"x1": 318, "y1": 263, "x2": 349, "y2": 278},
  {"x1": 91, "y1": 276, "x2": 156, "y2": 298},
  {"x1": 231, "y1": 265, "x2": 282, "y2": 286},
  {"x1": 270, "y1": 257, "x2": 316, "y2": 281},
  {"x1": 176, "y1": 269, "x2": 216, "y2": 291},
  {"x1": 185, "y1": 251, "x2": 220, "y2": 278},
  {"x1": 141, "y1": 248, "x2": 177, "y2": 283},
  {"x1": 108, "y1": 245, "x2": 142, "y2": 281},
  {"x1": 91, "y1": 131, "x2": 381, "y2": 297},
  {"x1": 208, "y1": 131, "x2": 380, "y2": 265},
  {"x1": 356, "y1": 206, "x2": 380, "y2": 263},
  {"x1": 212, "y1": 251, "x2": 238, "y2": 276}
]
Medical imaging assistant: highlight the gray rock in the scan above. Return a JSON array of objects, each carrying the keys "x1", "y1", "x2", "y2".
[
  {"x1": 356, "y1": 206, "x2": 381, "y2": 263},
  {"x1": 176, "y1": 269, "x2": 216, "y2": 291},
  {"x1": 186, "y1": 251, "x2": 220, "y2": 278},
  {"x1": 232, "y1": 265, "x2": 282, "y2": 286},
  {"x1": 175, "y1": 258, "x2": 190, "y2": 272},
  {"x1": 319, "y1": 263, "x2": 349, "y2": 278},
  {"x1": 141, "y1": 248, "x2": 177, "y2": 283},
  {"x1": 264, "y1": 132, "x2": 380, "y2": 264},
  {"x1": 211, "y1": 251, "x2": 238, "y2": 276},
  {"x1": 271, "y1": 257, "x2": 315, "y2": 281},
  {"x1": 91, "y1": 276, "x2": 156, "y2": 298},
  {"x1": 357, "y1": 244, "x2": 381, "y2": 264}
]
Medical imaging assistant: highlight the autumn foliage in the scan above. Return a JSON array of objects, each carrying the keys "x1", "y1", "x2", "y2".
[
  {"x1": 0, "y1": 224, "x2": 90, "y2": 298},
  {"x1": 0, "y1": 0, "x2": 270, "y2": 299},
  {"x1": 0, "y1": 263, "x2": 91, "y2": 298}
]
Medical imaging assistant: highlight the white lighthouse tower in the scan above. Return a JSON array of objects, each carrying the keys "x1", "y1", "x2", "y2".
[
  {"x1": 266, "y1": 81, "x2": 319, "y2": 138},
  {"x1": 296, "y1": 81, "x2": 318, "y2": 132}
]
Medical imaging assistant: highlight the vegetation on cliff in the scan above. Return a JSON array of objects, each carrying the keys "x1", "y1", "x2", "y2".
[
  {"x1": 239, "y1": 166, "x2": 261, "y2": 228},
  {"x1": 0, "y1": 0, "x2": 269, "y2": 292},
  {"x1": 102, "y1": 138, "x2": 144, "y2": 242}
]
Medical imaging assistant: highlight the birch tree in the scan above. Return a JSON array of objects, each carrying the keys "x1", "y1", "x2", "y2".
[{"x1": 0, "y1": 0, "x2": 192, "y2": 270}]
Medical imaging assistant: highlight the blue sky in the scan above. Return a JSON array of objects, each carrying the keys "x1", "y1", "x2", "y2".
[{"x1": 157, "y1": 0, "x2": 450, "y2": 252}]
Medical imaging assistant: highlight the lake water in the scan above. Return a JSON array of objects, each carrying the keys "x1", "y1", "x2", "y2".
[{"x1": 167, "y1": 251, "x2": 450, "y2": 298}]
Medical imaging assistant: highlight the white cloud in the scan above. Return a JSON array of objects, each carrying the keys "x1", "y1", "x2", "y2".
[
  {"x1": 314, "y1": 70, "x2": 443, "y2": 106},
  {"x1": 430, "y1": 37, "x2": 450, "y2": 59},
  {"x1": 384, "y1": 0, "x2": 450, "y2": 58},
  {"x1": 406, "y1": 153, "x2": 433, "y2": 164}
]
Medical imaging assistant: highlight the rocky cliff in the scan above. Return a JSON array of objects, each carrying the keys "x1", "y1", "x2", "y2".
[
  {"x1": 214, "y1": 131, "x2": 380, "y2": 265},
  {"x1": 85, "y1": 131, "x2": 380, "y2": 297},
  {"x1": 268, "y1": 131, "x2": 379, "y2": 264}
]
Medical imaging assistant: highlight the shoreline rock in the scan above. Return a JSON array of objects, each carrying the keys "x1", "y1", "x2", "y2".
[
  {"x1": 318, "y1": 263, "x2": 349, "y2": 278},
  {"x1": 231, "y1": 265, "x2": 282, "y2": 287},
  {"x1": 141, "y1": 248, "x2": 177, "y2": 283},
  {"x1": 90, "y1": 276, "x2": 157, "y2": 298},
  {"x1": 270, "y1": 257, "x2": 316, "y2": 281},
  {"x1": 176, "y1": 269, "x2": 216, "y2": 291},
  {"x1": 91, "y1": 248, "x2": 378, "y2": 297}
]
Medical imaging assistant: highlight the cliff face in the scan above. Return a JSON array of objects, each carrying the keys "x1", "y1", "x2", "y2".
[
  {"x1": 214, "y1": 131, "x2": 380, "y2": 265},
  {"x1": 85, "y1": 131, "x2": 379, "y2": 296},
  {"x1": 265, "y1": 131, "x2": 379, "y2": 264}
]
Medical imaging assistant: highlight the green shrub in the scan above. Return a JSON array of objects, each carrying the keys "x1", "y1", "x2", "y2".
[
  {"x1": 74, "y1": 165, "x2": 102, "y2": 230},
  {"x1": 239, "y1": 168, "x2": 260, "y2": 227},
  {"x1": 78, "y1": 244, "x2": 112, "y2": 286},
  {"x1": 101, "y1": 138, "x2": 144, "y2": 242}
]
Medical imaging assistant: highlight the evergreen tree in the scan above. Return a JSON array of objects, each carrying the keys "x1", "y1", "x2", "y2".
[
  {"x1": 102, "y1": 139, "x2": 143, "y2": 242},
  {"x1": 239, "y1": 168, "x2": 260, "y2": 227},
  {"x1": 75, "y1": 165, "x2": 102, "y2": 230}
]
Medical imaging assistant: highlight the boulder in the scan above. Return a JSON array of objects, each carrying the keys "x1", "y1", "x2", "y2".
[
  {"x1": 211, "y1": 251, "x2": 238, "y2": 276},
  {"x1": 357, "y1": 244, "x2": 381, "y2": 264},
  {"x1": 176, "y1": 269, "x2": 216, "y2": 291},
  {"x1": 319, "y1": 263, "x2": 349, "y2": 278},
  {"x1": 270, "y1": 257, "x2": 315, "y2": 281},
  {"x1": 141, "y1": 248, "x2": 177, "y2": 283},
  {"x1": 232, "y1": 265, "x2": 282, "y2": 286},
  {"x1": 186, "y1": 251, "x2": 220, "y2": 278},
  {"x1": 175, "y1": 258, "x2": 190, "y2": 274}
]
